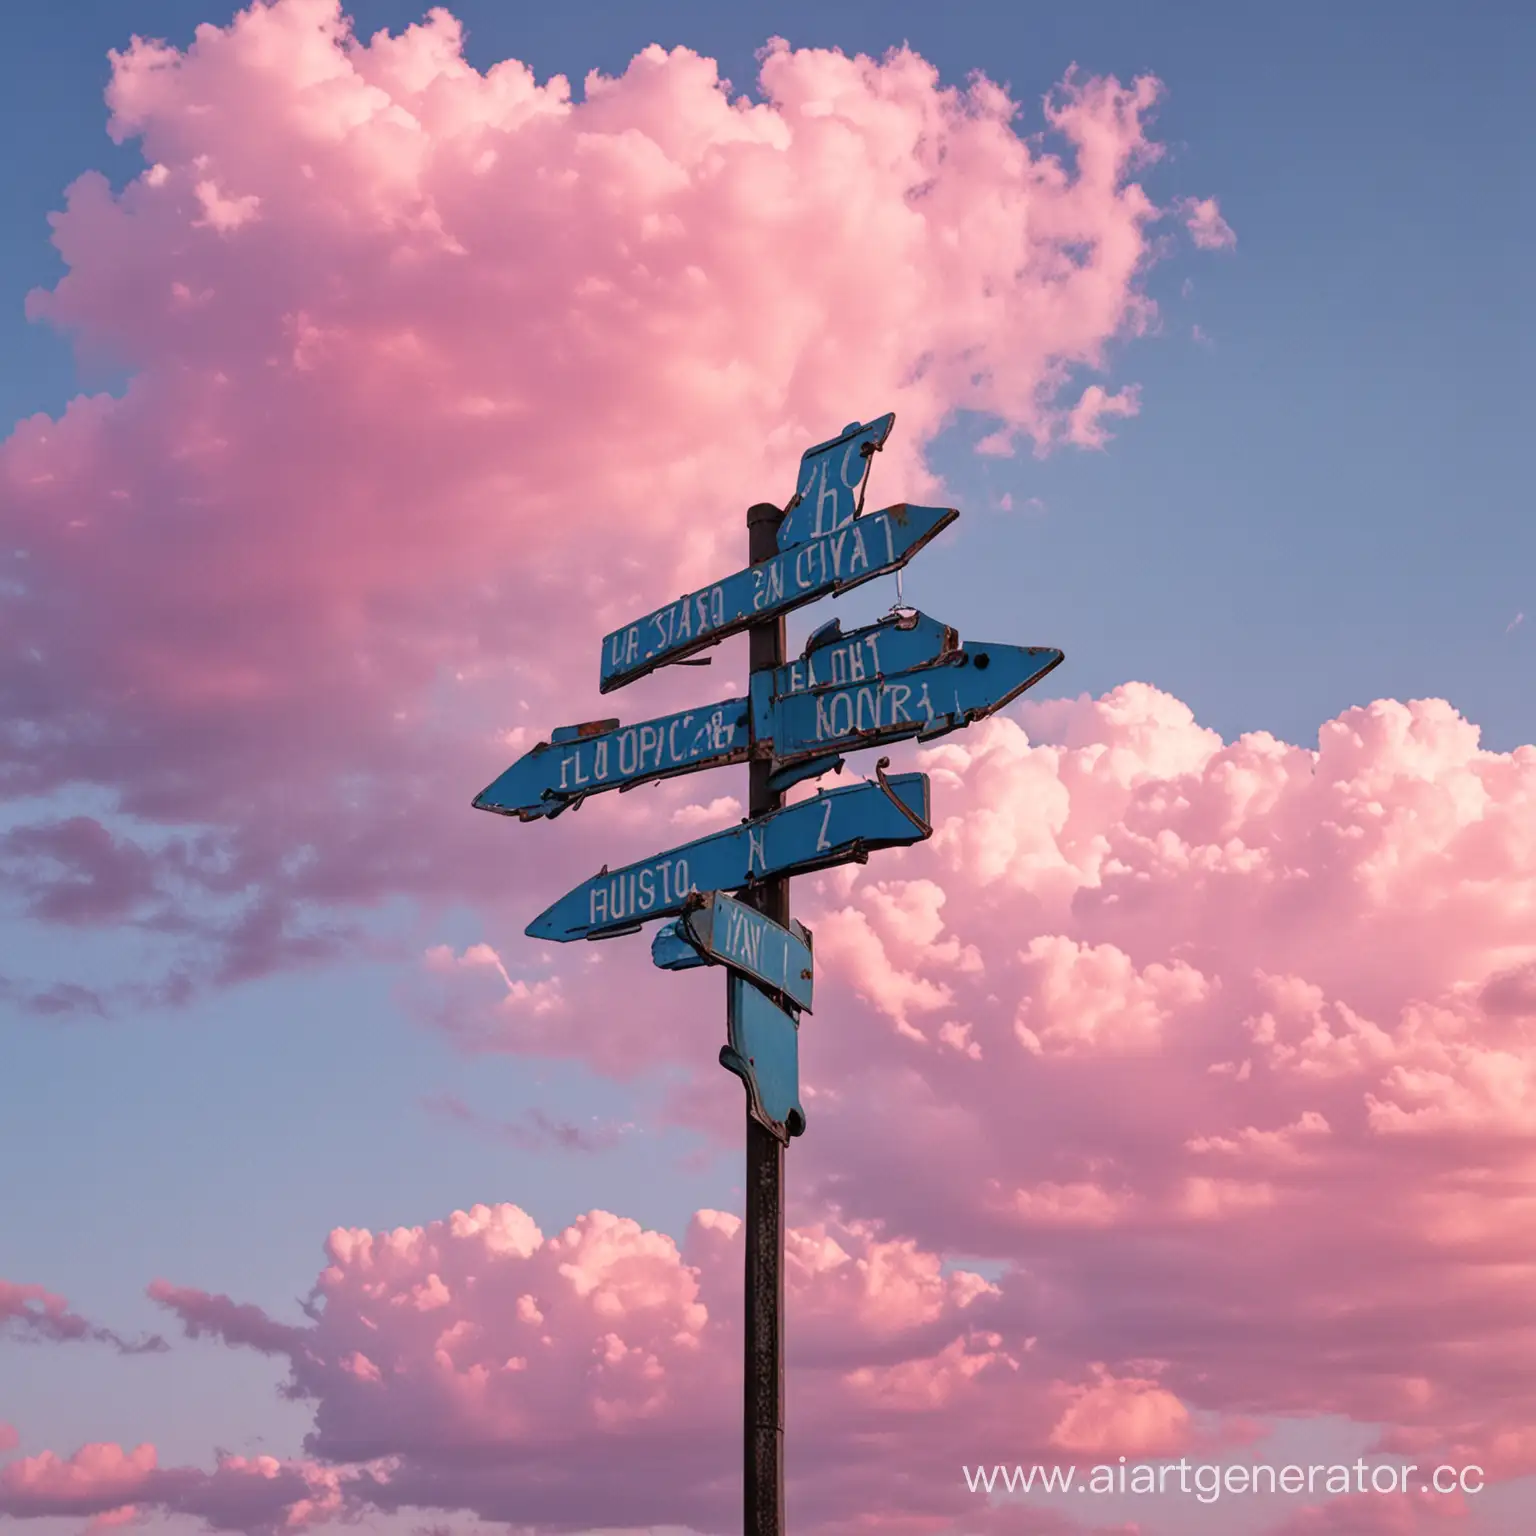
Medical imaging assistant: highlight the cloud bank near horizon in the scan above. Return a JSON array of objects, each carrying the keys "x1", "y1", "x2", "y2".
[{"x1": 6, "y1": 679, "x2": 1533, "y2": 1533}]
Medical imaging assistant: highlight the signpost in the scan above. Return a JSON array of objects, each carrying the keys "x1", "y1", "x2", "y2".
[{"x1": 471, "y1": 411, "x2": 1063, "y2": 1536}]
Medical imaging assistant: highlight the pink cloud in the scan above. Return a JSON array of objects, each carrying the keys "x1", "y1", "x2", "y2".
[
  {"x1": 418, "y1": 1091, "x2": 629, "y2": 1152},
  {"x1": 130, "y1": 1201, "x2": 1210, "y2": 1532},
  {"x1": 0, "y1": 1279, "x2": 166, "y2": 1355},
  {"x1": 1263, "y1": 1488, "x2": 1472, "y2": 1533},
  {"x1": 1065, "y1": 383, "x2": 1140, "y2": 447},
  {"x1": 0, "y1": 1424, "x2": 17, "y2": 1452},
  {"x1": 142, "y1": 1281, "x2": 308, "y2": 1358},
  {"x1": 1, "y1": 0, "x2": 1202, "y2": 998},
  {"x1": 1045, "y1": 1365, "x2": 1190, "y2": 1455},
  {"x1": 0, "y1": 1440, "x2": 367, "y2": 1532},
  {"x1": 418, "y1": 682, "x2": 1536, "y2": 1497},
  {"x1": 1181, "y1": 194, "x2": 1237, "y2": 250},
  {"x1": 784, "y1": 688, "x2": 1536, "y2": 1477}
]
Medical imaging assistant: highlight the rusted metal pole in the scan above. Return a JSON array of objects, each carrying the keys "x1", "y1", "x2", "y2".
[{"x1": 743, "y1": 500, "x2": 787, "y2": 1536}]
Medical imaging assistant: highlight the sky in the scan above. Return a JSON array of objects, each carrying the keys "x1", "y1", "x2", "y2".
[{"x1": 0, "y1": 2, "x2": 1532, "y2": 1535}]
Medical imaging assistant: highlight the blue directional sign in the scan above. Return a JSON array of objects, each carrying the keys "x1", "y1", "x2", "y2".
[
  {"x1": 777, "y1": 608, "x2": 960, "y2": 691},
  {"x1": 776, "y1": 412, "x2": 895, "y2": 552},
  {"x1": 651, "y1": 892, "x2": 815, "y2": 1013},
  {"x1": 525, "y1": 772, "x2": 932, "y2": 942},
  {"x1": 753, "y1": 613, "x2": 1063, "y2": 768},
  {"x1": 722, "y1": 976, "x2": 805, "y2": 1141},
  {"x1": 473, "y1": 700, "x2": 750, "y2": 821},
  {"x1": 599, "y1": 503, "x2": 958, "y2": 694}
]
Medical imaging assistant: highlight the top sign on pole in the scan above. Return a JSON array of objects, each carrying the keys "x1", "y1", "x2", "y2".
[{"x1": 776, "y1": 413, "x2": 895, "y2": 552}]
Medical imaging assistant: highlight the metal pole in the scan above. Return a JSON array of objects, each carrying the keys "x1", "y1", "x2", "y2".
[{"x1": 743, "y1": 500, "x2": 787, "y2": 1536}]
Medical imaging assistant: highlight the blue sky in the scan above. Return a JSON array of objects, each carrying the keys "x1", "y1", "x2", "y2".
[{"x1": 1, "y1": 0, "x2": 1531, "y2": 1522}]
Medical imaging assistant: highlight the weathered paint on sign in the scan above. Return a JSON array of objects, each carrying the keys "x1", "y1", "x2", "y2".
[
  {"x1": 473, "y1": 698, "x2": 750, "y2": 821},
  {"x1": 651, "y1": 892, "x2": 815, "y2": 1013},
  {"x1": 776, "y1": 412, "x2": 895, "y2": 552},
  {"x1": 598, "y1": 503, "x2": 958, "y2": 694},
  {"x1": 772, "y1": 608, "x2": 961, "y2": 697},
  {"x1": 753, "y1": 631, "x2": 1064, "y2": 768},
  {"x1": 525, "y1": 772, "x2": 932, "y2": 942},
  {"x1": 722, "y1": 976, "x2": 805, "y2": 1141}
]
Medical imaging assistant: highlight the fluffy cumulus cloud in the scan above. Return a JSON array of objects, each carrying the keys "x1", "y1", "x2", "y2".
[
  {"x1": 800, "y1": 689, "x2": 1536, "y2": 1497},
  {"x1": 0, "y1": 1203, "x2": 1226, "y2": 1534},
  {"x1": 424, "y1": 684, "x2": 1536, "y2": 1526},
  {"x1": 0, "y1": 0, "x2": 1216, "y2": 999}
]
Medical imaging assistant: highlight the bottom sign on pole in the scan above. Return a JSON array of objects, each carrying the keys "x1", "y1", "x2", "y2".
[
  {"x1": 722, "y1": 975, "x2": 804, "y2": 1144},
  {"x1": 651, "y1": 891, "x2": 815, "y2": 1013}
]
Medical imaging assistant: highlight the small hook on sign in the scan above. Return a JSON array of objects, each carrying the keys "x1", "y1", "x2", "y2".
[{"x1": 873, "y1": 756, "x2": 932, "y2": 838}]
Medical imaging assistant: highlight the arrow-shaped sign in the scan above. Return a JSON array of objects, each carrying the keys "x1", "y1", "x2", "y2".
[
  {"x1": 753, "y1": 610, "x2": 1063, "y2": 772},
  {"x1": 526, "y1": 768, "x2": 931, "y2": 942},
  {"x1": 722, "y1": 976, "x2": 805, "y2": 1142},
  {"x1": 651, "y1": 892, "x2": 815, "y2": 1013},
  {"x1": 473, "y1": 700, "x2": 750, "y2": 821},
  {"x1": 599, "y1": 503, "x2": 957, "y2": 694},
  {"x1": 476, "y1": 609, "x2": 1060, "y2": 819},
  {"x1": 476, "y1": 611, "x2": 951, "y2": 820}
]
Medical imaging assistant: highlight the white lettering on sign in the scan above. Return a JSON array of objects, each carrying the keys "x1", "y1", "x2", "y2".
[
  {"x1": 547, "y1": 706, "x2": 746, "y2": 801},
  {"x1": 815, "y1": 800, "x2": 832, "y2": 852},
  {"x1": 724, "y1": 903, "x2": 765, "y2": 972},
  {"x1": 810, "y1": 679, "x2": 936, "y2": 743},
  {"x1": 586, "y1": 857, "x2": 694, "y2": 930},
  {"x1": 796, "y1": 434, "x2": 873, "y2": 539},
  {"x1": 752, "y1": 559, "x2": 785, "y2": 613},
  {"x1": 748, "y1": 828, "x2": 766, "y2": 875},
  {"x1": 781, "y1": 631, "x2": 890, "y2": 699},
  {"x1": 792, "y1": 542, "x2": 816, "y2": 592},
  {"x1": 609, "y1": 627, "x2": 640, "y2": 668},
  {"x1": 638, "y1": 723, "x2": 659, "y2": 771},
  {"x1": 644, "y1": 586, "x2": 726, "y2": 662},
  {"x1": 811, "y1": 459, "x2": 840, "y2": 537},
  {"x1": 667, "y1": 713, "x2": 693, "y2": 761}
]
